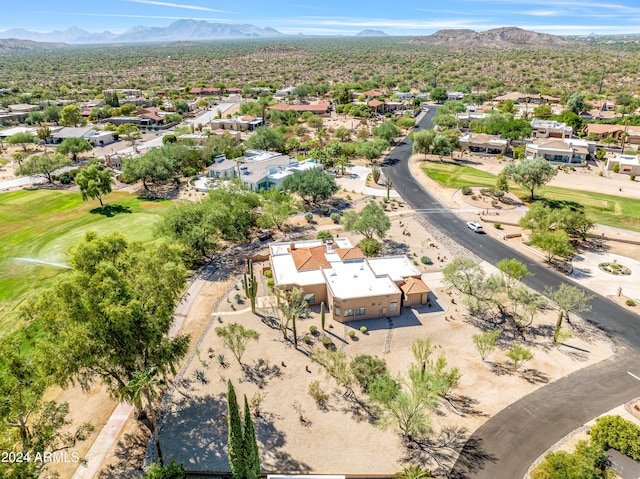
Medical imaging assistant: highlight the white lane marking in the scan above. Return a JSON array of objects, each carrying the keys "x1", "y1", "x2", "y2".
[{"x1": 627, "y1": 371, "x2": 640, "y2": 381}]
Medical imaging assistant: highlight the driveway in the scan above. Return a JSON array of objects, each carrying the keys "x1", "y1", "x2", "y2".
[{"x1": 335, "y1": 165, "x2": 400, "y2": 198}]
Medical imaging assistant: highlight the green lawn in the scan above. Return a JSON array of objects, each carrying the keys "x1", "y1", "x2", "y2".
[
  {"x1": 0, "y1": 190, "x2": 170, "y2": 332},
  {"x1": 421, "y1": 161, "x2": 640, "y2": 232}
]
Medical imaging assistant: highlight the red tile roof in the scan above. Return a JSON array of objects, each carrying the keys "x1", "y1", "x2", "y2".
[
  {"x1": 335, "y1": 247, "x2": 365, "y2": 260},
  {"x1": 401, "y1": 277, "x2": 431, "y2": 295},
  {"x1": 289, "y1": 245, "x2": 331, "y2": 271},
  {"x1": 368, "y1": 99, "x2": 385, "y2": 108},
  {"x1": 363, "y1": 90, "x2": 384, "y2": 97}
]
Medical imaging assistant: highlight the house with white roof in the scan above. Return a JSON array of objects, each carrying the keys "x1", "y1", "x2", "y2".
[
  {"x1": 530, "y1": 118, "x2": 573, "y2": 139},
  {"x1": 207, "y1": 150, "x2": 322, "y2": 191},
  {"x1": 269, "y1": 238, "x2": 430, "y2": 321},
  {"x1": 460, "y1": 133, "x2": 509, "y2": 155},
  {"x1": 525, "y1": 138, "x2": 592, "y2": 164},
  {"x1": 607, "y1": 154, "x2": 640, "y2": 176}
]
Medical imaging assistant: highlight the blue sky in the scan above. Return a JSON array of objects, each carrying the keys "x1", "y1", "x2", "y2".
[{"x1": 3, "y1": 0, "x2": 640, "y2": 36}]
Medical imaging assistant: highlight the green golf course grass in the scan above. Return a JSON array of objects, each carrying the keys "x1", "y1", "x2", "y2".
[
  {"x1": 422, "y1": 161, "x2": 640, "y2": 232},
  {"x1": 0, "y1": 190, "x2": 170, "y2": 333}
]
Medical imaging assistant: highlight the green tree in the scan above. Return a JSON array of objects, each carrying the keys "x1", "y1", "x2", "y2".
[
  {"x1": 496, "y1": 172, "x2": 510, "y2": 193},
  {"x1": 506, "y1": 344, "x2": 533, "y2": 371},
  {"x1": 342, "y1": 201, "x2": 391, "y2": 239},
  {"x1": 215, "y1": 323, "x2": 260, "y2": 366},
  {"x1": 59, "y1": 104, "x2": 85, "y2": 127},
  {"x1": 503, "y1": 157, "x2": 558, "y2": 200},
  {"x1": 306, "y1": 115, "x2": 324, "y2": 131},
  {"x1": 144, "y1": 459, "x2": 185, "y2": 479},
  {"x1": 566, "y1": 92, "x2": 590, "y2": 115},
  {"x1": 24, "y1": 231, "x2": 190, "y2": 409},
  {"x1": 105, "y1": 91, "x2": 120, "y2": 108},
  {"x1": 275, "y1": 287, "x2": 308, "y2": 342},
  {"x1": 282, "y1": 167, "x2": 338, "y2": 205},
  {"x1": 359, "y1": 237, "x2": 381, "y2": 257},
  {"x1": 16, "y1": 153, "x2": 71, "y2": 183},
  {"x1": 56, "y1": 137, "x2": 93, "y2": 162},
  {"x1": 533, "y1": 104, "x2": 553, "y2": 119},
  {"x1": 496, "y1": 258, "x2": 532, "y2": 295},
  {"x1": 372, "y1": 121, "x2": 399, "y2": 143},
  {"x1": 432, "y1": 134, "x2": 452, "y2": 157},
  {"x1": 257, "y1": 189, "x2": 297, "y2": 232},
  {"x1": 590, "y1": 415, "x2": 640, "y2": 461},
  {"x1": 355, "y1": 138, "x2": 389, "y2": 162},
  {"x1": 530, "y1": 229, "x2": 574, "y2": 263},
  {"x1": 432, "y1": 114, "x2": 457, "y2": 130},
  {"x1": 243, "y1": 395, "x2": 261, "y2": 479},
  {"x1": 227, "y1": 380, "x2": 245, "y2": 479},
  {"x1": 116, "y1": 123, "x2": 142, "y2": 146},
  {"x1": 412, "y1": 129, "x2": 436, "y2": 158},
  {"x1": 244, "y1": 126, "x2": 284, "y2": 151},
  {"x1": 472, "y1": 329, "x2": 501, "y2": 362},
  {"x1": 350, "y1": 355, "x2": 388, "y2": 392},
  {"x1": 334, "y1": 125, "x2": 351, "y2": 140},
  {"x1": 531, "y1": 440, "x2": 609, "y2": 479},
  {"x1": 75, "y1": 163, "x2": 114, "y2": 207},
  {"x1": 122, "y1": 146, "x2": 179, "y2": 190},
  {"x1": 36, "y1": 124, "x2": 52, "y2": 143},
  {"x1": 430, "y1": 87, "x2": 448, "y2": 103},
  {"x1": 43, "y1": 104, "x2": 61, "y2": 123},
  {"x1": 7, "y1": 131, "x2": 37, "y2": 152},
  {"x1": 546, "y1": 284, "x2": 593, "y2": 343}
]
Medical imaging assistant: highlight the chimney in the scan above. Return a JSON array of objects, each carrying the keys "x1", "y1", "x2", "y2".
[{"x1": 290, "y1": 242, "x2": 296, "y2": 251}]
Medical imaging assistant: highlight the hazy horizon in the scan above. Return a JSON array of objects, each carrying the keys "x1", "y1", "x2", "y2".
[{"x1": 2, "y1": 0, "x2": 640, "y2": 37}]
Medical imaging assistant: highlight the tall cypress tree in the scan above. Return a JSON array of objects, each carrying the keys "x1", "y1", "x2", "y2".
[
  {"x1": 243, "y1": 395, "x2": 261, "y2": 479},
  {"x1": 227, "y1": 380, "x2": 245, "y2": 479}
]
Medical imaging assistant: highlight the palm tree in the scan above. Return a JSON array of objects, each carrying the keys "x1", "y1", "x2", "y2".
[{"x1": 122, "y1": 368, "x2": 166, "y2": 465}]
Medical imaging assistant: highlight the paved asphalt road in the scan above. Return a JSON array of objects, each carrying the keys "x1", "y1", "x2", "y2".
[{"x1": 382, "y1": 108, "x2": 640, "y2": 479}]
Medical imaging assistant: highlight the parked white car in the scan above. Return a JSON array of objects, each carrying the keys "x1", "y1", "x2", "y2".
[{"x1": 466, "y1": 222, "x2": 484, "y2": 233}]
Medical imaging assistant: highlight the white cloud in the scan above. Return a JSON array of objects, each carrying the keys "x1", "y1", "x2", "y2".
[
  {"x1": 120, "y1": 0, "x2": 228, "y2": 13},
  {"x1": 518, "y1": 9, "x2": 561, "y2": 16},
  {"x1": 62, "y1": 12, "x2": 229, "y2": 22},
  {"x1": 296, "y1": 16, "x2": 486, "y2": 30}
]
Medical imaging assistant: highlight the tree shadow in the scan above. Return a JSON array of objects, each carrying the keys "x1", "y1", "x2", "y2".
[
  {"x1": 381, "y1": 238, "x2": 411, "y2": 256},
  {"x1": 241, "y1": 359, "x2": 282, "y2": 389},
  {"x1": 446, "y1": 394, "x2": 488, "y2": 417},
  {"x1": 158, "y1": 392, "x2": 310, "y2": 474},
  {"x1": 447, "y1": 429, "x2": 498, "y2": 479},
  {"x1": 329, "y1": 389, "x2": 378, "y2": 424},
  {"x1": 89, "y1": 204, "x2": 132, "y2": 217},
  {"x1": 536, "y1": 197, "x2": 585, "y2": 212},
  {"x1": 98, "y1": 429, "x2": 148, "y2": 478},
  {"x1": 519, "y1": 368, "x2": 550, "y2": 385},
  {"x1": 488, "y1": 361, "x2": 512, "y2": 376},
  {"x1": 404, "y1": 426, "x2": 497, "y2": 476}
]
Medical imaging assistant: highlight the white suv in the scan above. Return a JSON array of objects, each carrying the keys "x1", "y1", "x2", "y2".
[{"x1": 467, "y1": 222, "x2": 484, "y2": 233}]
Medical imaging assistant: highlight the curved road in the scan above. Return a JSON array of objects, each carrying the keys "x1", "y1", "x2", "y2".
[{"x1": 383, "y1": 108, "x2": 640, "y2": 478}]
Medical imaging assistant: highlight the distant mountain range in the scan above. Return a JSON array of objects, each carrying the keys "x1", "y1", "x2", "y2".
[
  {"x1": 0, "y1": 38, "x2": 68, "y2": 52},
  {"x1": 408, "y1": 27, "x2": 574, "y2": 48},
  {"x1": 356, "y1": 29, "x2": 388, "y2": 37},
  {"x1": 0, "y1": 19, "x2": 285, "y2": 44}
]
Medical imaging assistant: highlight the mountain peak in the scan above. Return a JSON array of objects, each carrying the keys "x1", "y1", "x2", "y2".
[{"x1": 356, "y1": 29, "x2": 388, "y2": 37}]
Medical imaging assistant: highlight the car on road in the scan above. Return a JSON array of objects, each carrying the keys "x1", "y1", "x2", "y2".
[
  {"x1": 349, "y1": 173, "x2": 359, "y2": 179},
  {"x1": 466, "y1": 222, "x2": 484, "y2": 233}
]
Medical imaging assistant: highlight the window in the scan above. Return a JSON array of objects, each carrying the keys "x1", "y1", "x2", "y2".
[
  {"x1": 389, "y1": 301, "x2": 398, "y2": 312},
  {"x1": 344, "y1": 309, "x2": 354, "y2": 317},
  {"x1": 334, "y1": 305, "x2": 341, "y2": 316},
  {"x1": 303, "y1": 293, "x2": 315, "y2": 304},
  {"x1": 355, "y1": 307, "x2": 366, "y2": 316}
]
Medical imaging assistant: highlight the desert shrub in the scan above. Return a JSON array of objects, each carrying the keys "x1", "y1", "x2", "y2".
[
  {"x1": 348, "y1": 330, "x2": 356, "y2": 339},
  {"x1": 359, "y1": 238, "x2": 381, "y2": 257},
  {"x1": 309, "y1": 325, "x2": 318, "y2": 335},
  {"x1": 421, "y1": 256, "x2": 432, "y2": 264},
  {"x1": 360, "y1": 325, "x2": 368, "y2": 334},
  {"x1": 494, "y1": 222, "x2": 501, "y2": 229},
  {"x1": 308, "y1": 380, "x2": 329, "y2": 406},
  {"x1": 263, "y1": 269, "x2": 272, "y2": 278},
  {"x1": 590, "y1": 415, "x2": 640, "y2": 461},
  {"x1": 350, "y1": 354, "x2": 387, "y2": 391},
  {"x1": 613, "y1": 163, "x2": 620, "y2": 173},
  {"x1": 480, "y1": 187, "x2": 494, "y2": 196},
  {"x1": 303, "y1": 334, "x2": 313, "y2": 344},
  {"x1": 304, "y1": 212, "x2": 313, "y2": 222},
  {"x1": 330, "y1": 212, "x2": 341, "y2": 223},
  {"x1": 321, "y1": 335, "x2": 332, "y2": 347},
  {"x1": 597, "y1": 171, "x2": 603, "y2": 176},
  {"x1": 321, "y1": 205, "x2": 330, "y2": 215},
  {"x1": 631, "y1": 174, "x2": 636, "y2": 181},
  {"x1": 316, "y1": 230, "x2": 333, "y2": 240},
  {"x1": 266, "y1": 278, "x2": 274, "y2": 288},
  {"x1": 461, "y1": 186, "x2": 472, "y2": 195},
  {"x1": 626, "y1": 299, "x2": 636, "y2": 307}
]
